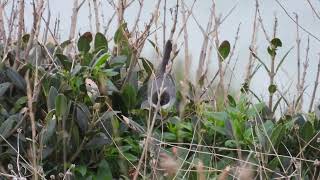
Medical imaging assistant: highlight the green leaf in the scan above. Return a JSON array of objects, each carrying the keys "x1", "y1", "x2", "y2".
[
  {"x1": 75, "y1": 165, "x2": 87, "y2": 177},
  {"x1": 0, "y1": 82, "x2": 11, "y2": 96},
  {"x1": 12, "y1": 96, "x2": 27, "y2": 113},
  {"x1": 268, "y1": 84, "x2": 277, "y2": 94},
  {"x1": 77, "y1": 32, "x2": 92, "y2": 52},
  {"x1": 273, "y1": 97, "x2": 282, "y2": 113},
  {"x1": 0, "y1": 115, "x2": 18, "y2": 137},
  {"x1": 114, "y1": 23, "x2": 127, "y2": 44},
  {"x1": 94, "y1": 32, "x2": 108, "y2": 51},
  {"x1": 109, "y1": 55, "x2": 127, "y2": 67},
  {"x1": 101, "y1": 69, "x2": 119, "y2": 77},
  {"x1": 60, "y1": 40, "x2": 71, "y2": 49},
  {"x1": 251, "y1": 51, "x2": 271, "y2": 74},
  {"x1": 22, "y1": 34, "x2": 30, "y2": 44},
  {"x1": 55, "y1": 53, "x2": 72, "y2": 70},
  {"x1": 76, "y1": 103, "x2": 90, "y2": 133},
  {"x1": 85, "y1": 133, "x2": 112, "y2": 149},
  {"x1": 275, "y1": 47, "x2": 294, "y2": 73},
  {"x1": 271, "y1": 38, "x2": 282, "y2": 48},
  {"x1": 270, "y1": 124, "x2": 284, "y2": 150},
  {"x1": 48, "y1": 86, "x2": 58, "y2": 111},
  {"x1": 300, "y1": 121, "x2": 314, "y2": 142},
  {"x1": 147, "y1": 39, "x2": 160, "y2": 55},
  {"x1": 123, "y1": 153, "x2": 138, "y2": 162},
  {"x1": 140, "y1": 57, "x2": 154, "y2": 78},
  {"x1": 42, "y1": 111, "x2": 57, "y2": 145},
  {"x1": 218, "y1": 40, "x2": 231, "y2": 60},
  {"x1": 267, "y1": 46, "x2": 276, "y2": 56},
  {"x1": 95, "y1": 160, "x2": 113, "y2": 180},
  {"x1": 121, "y1": 84, "x2": 137, "y2": 110},
  {"x1": 55, "y1": 94, "x2": 68, "y2": 118},
  {"x1": 227, "y1": 94, "x2": 236, "y2": 107},
  {"x1": 92, "y1": 53, "x2": 110, "y2": 68},
  {"x1": 225, "y1": 140, "x2": 238, "y2": 148},
  {"x1": 6, "y1": 67, "x2": 26, "y2": 92}
]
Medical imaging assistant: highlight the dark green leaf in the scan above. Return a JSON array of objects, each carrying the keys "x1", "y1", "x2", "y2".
[
  {"x1": 147, "y1": 39, "x2": 160, "y2": 55},
  {"x1": 55, "y1": 94, "x2": 68, "y2": 118},
  {"x1": 12, "y1": 96, "x2": 27, "y2": 113},
  {"x1": 96, "y1": 160, "x2": 113, "y2": 179},
  {"x1": 48, "y1": 86, "x2": 58, "y2": 111},
  {"x1": 270, "y1": 124, "x2": 284, "y2": 149},
  {"x1": 267, "y1": 46, "x2": 276, "y2": 56},
  {"x1": 60, "y1": 40, "x2": 71, "y2": 49},
  {"x1": 123, "y1": 153, "x2": 138, "y2": 162},
  {"x1": 218, "y1": 40, "x2": 231, "y2": 60},
  {"x1": 271, "y1": 38, "x2": 282, "y2": 48},
  {"x1": 268, "y1": 84, "x2": 277, "y2": 94},
  {"x1": 75, "y1": 166, "x2": 87, "y2": 177},
  {"x1": 55, "y1": 53, "x2": 72, "y2": 70},
  {"x1": 121, "y1": 84, "x2": 137, "y2": 110},
  {"x1": 140, "y1": 57, "x2": 154, "y2": 78},
  {"x1": 0, "y1": 115, "x2": 18, "y2": 137},
  {"x1": 42, "y1": 111, "x2": 57, "y2": 145},
  {"x1": 101, "y1": 69, "x2": 119, "y2": 77},
  {"x1": 109, "y1": 55, "x2": 127, "y2": 67},
  {"x1": 227, "y1": 94, "x2": 236, "y2": 107},
  {"x1": 78, "y1": 32, "x2": 92, "y2": 52},
  {"x1": 273, "y1": 97, "x2": 282, "y2": 113},
  {"x1": 6, "y1": 67, "x2": 26, "y2": 92},
  {"x1": 275, "y1": 47, "x2": 294, "y2": 73},
  {"x1": 76, "y1": 103, "x2": 90, "y2": 133},
  {"x1": 0, "y1": 82, "x2": 11, "y2": 96},
  {"x1": 85, "y1": 133, "x2": 112, "y2": 149},
  {"x1": 94, "y1": 32, "x2": 108, "y2": 51},
  {"x1": 22, "y1": 34, "x2": 30, "y2": 44},
  {"x1": 251, "y1": 51, "x2": 271, "y2": 74},
  {"x1": 114, "y1": 23, "x2": 127, "y2": 44},
  {"x1": 300, "y1": 121, "x2": 314, "y2": 142}
]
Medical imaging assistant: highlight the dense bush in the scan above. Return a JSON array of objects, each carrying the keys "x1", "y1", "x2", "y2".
[{"x1": 0, "y1": 27, "x2": 319, "y2": 180}]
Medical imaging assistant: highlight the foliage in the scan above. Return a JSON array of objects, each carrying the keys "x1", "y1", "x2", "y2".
[{"x1": 0, "y1": 30, "x2": 319, "y2": 180}]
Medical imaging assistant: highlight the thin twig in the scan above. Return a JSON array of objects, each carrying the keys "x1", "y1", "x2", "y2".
[
  {"x1": 24, "y1": 0, "x2": 46, "y2": 61},
  {"x1": 14, "y1": 0, "x2": 24, "y2": 69},
  {"x1": 25, "y1": 69, "x2": 39, "y2": 180},
  {"x1": 93, "y1": 0, "x2": 100, "y2": 32},
  {"x1": 308, "y1": 54, "x2": 320, "y2": 112}
]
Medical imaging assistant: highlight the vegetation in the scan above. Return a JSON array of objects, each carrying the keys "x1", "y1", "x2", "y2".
[{"x1": 0, "y1": 0, "x2": 320, "y2": 179}]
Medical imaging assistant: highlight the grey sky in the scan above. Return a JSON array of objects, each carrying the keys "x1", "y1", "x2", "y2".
[{"x1": 20, "y1": 0, "x2": 320, "y2": 111}]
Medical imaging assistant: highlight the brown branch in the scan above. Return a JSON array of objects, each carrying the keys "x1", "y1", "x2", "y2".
[
  {"x1": 168, "y1": 0, "x2": 178, "y2": 40},
  {"x1": 244, "y1": 0, "x2": 259, "y2": 86},
  {"x1": 0, "y1": 1, "x2": 8, "y2": 44},
  {"x1": 308, "y1": 54, "x2": 320, "y2": 112},
  {"x1": 181, "y1": 1, "x2": 190, "y2": 80},
  {"x1": 14, "y1": 0, "x2": 24, "y2": 69},
  {"x1": 24, "y1": 0, "x2": 45, "y2": 61},
  {"x1": 67, "y1": 0, "x2": 86, "y2": 56},
  {"x1": 131, "y1": 0, "x2": 144, "y2": 34},
  {"x1": 25, "y1": 70, "x2": 39, "y2": 180},
  {"x1": 42, "y1": 1, "x2": 51, "y2": 44},
  {"x1": 299, "y1": 36, "x2": 310, "y2": 110},
  {"x1": 93, "y1": 0, "x2": 100, "y2": 32},
  {"x1": 268, "y1": 16, "x2": 278, "y2": 110}
]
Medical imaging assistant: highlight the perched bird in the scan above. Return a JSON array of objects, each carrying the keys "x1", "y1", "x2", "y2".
[{"x1": 147, "y1": 40, "x2": 176, "y2": 109}]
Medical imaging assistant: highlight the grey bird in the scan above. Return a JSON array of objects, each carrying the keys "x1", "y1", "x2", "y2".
[{"x1": 147, "y1": 40, "x2": 176, "y2": 109}]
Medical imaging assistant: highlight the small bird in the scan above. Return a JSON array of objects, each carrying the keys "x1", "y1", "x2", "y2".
[{"x1": 147, "y1": 40, "x2": 176, "y2": 109}]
